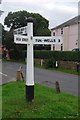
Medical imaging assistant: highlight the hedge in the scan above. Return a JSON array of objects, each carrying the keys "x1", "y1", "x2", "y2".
[
  {"x1": 34, "y1": 50, "x2": 80, "y2": 62},
  {"x1": 9, "y1": 50, "x2": 80, "y2": 62}
]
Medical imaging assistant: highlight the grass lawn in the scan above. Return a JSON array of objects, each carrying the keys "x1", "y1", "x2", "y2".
[
  {"x1": 0, "y1": 86, "x2": 2, "y2": 119},
  {"x1": 1, "y1": 81, "x2": 79, "y2": 119},
  {"x1": 48, "y1": 68, "x2": 80, "y2": 75}
]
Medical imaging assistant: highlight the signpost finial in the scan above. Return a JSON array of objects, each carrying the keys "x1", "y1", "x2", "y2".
[{"x1": 27, "y1": 17, "x2": 34, "y2": 23}]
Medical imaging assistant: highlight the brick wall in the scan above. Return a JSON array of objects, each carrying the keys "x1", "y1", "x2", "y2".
[{"x1": 59, "y1": 61, "x2": 80, "y2": 70}]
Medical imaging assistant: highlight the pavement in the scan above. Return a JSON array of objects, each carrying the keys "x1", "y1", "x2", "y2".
[{"x1": 0, "y1": 61, "x2": 79, "y2": 96}]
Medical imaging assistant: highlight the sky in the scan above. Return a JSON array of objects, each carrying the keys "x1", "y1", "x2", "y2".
[{"x1": 0, "y1": 0, "x2": 80, "y2": 29}]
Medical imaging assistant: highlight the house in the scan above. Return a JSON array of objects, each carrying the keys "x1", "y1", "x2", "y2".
[{"x1": 51, "y1": 16, "x2": 79, "y2": 51}]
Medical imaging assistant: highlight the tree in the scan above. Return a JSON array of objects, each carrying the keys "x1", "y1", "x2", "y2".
[
  {"x1": 3, "y1": 11, "x2": 51, "y2": 59},
  {"x1": 4, "y1": 11, "x2": 51, "y2": 36},
  {"x1": 2, "y1": 28, "x2": 25, "y2": 60},
  {"x1": 2, "y1": 30, "x2": 14, "y2": 49}
]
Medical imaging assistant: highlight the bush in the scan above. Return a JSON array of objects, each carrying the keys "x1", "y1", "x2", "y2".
[
  {"x1": 13, "y1": 50, "x2": 80, "y2": 62},
  {"x1": 43, "y1": 59, "x2": 57, "y2": 68},
  {"x1": 34, "y1": 50, "x2": 80, "y2": 62}
]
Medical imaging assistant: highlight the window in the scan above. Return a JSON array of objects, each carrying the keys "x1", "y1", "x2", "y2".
[
  {"x1": 53, "y1": 32, "x2": 55, "y2": 36},
  {"x1": 76, "y1": 43, "x2": 78, "y2": 45},
  {"x1": 61, "y1": 28, "x2": 63, "y2": 34},
  {"x1": 53, "y1": 44, "x2": 55, "y2": 50}
]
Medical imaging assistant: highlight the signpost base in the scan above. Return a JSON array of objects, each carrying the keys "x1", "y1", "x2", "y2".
[{"x1": 26, "y1": 85, "x2": 34, "y2": 102}]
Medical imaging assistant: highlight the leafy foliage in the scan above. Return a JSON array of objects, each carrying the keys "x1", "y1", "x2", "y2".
[
  {"x1": 4, "y1": 11, "x2": 50, "y2": 36},
  {"x1": 34, "y1": 50, "x2": 80, "y2": 62},
  {"x1": 43, "y1": 59, "x2": 56, "y2": 68},
  {"x1": 2, "y1": 30, "x2": 14, "y2": 49},
  {"x1": 3, "y1": 11, "x2": 51, "y2": 59}
]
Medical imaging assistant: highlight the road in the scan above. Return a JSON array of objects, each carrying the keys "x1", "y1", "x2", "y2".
[{"x1": 0, "y1": 61, "x2": 79, "y2": 96}]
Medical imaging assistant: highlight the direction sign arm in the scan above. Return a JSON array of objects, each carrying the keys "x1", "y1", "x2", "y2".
[{"x1": 33, "y1": 36, "x2": 63, "y2": 45}]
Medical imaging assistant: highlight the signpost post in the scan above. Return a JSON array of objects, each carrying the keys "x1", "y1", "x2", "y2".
[{"x1": 14, "y1": 17, "x2": 63, "y2": 102}]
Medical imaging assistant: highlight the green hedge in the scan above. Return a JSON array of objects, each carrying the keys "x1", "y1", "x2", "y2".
[
  {"x1": 34, "y1": 50, "x2": 80, "y2": 62},
  {"x1": 43, "y1": 59, "x2": 58, "y2": 68},
  {"x1": 10, "y1": 50, "x2": 80, "y2": 62}
]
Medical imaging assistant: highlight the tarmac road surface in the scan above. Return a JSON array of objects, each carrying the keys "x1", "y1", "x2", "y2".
[{"x1": 0, "y1": 61, "x2": 79, "y2": 96}]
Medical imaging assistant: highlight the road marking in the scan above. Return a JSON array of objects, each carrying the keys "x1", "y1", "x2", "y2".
[{"x1": 0, "y1": 72, "x2": 8, "y2": 76}]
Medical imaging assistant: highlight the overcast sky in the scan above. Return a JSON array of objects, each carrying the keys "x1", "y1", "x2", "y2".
[{"x1": 0, "y1": 0, "x2": 80, "y2": 29}]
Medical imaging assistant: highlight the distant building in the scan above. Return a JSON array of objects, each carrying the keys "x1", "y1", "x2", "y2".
[{"x1": 51, "y1": 16, "x2": 79, "y2": 51}]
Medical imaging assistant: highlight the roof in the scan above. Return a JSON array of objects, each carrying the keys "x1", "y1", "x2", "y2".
[{"x1": 51, "y1": 16, "x2": 80, "y2": 30}]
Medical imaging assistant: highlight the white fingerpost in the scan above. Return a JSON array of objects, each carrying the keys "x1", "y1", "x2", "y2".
[
  {"x1": 26, "y1": 17, "x2": 34, "y2": 102},
  {"x1": 51, "y1": 44, "x2": 53, "y2": 51},
  {"x1": 14, "y1": 17, "x2": 63, "y2": 102}
]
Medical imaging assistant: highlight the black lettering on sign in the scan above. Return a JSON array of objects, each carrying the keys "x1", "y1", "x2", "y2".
[
  {"x1": 18, "y1": 29, "x2": 20, "y2": 32},
  {"x1": 16, "y1": 38, "x2": 21, "y2": 41},
  {"x1": 58, "y1": 39, "x2": 60, "y2": 42},
  {"x1": 21, "y1": 28, "x2": 24, "y2": 31},
  {"x1": 44, "y1": 39, "x2": 54, "y2": 42},
  {"x1": 22, "y1": 38, "x2": 28, "y2": 41},
  {"x1": 36, "y1": 39, "x2": 42, "y2": 42},
  {"x1": 50, "y1": 39, "x2": 54, "y2": 42},
  {"x1": 44, "y1": 39, "x2": 50, "y2": 42},
  {"x1": 54, "y1": 39, "x2": 56, "y2": 42}
]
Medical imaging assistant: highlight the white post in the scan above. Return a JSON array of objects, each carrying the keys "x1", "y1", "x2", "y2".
[
  {"x1": 51, "y1": 44, "x2": 53, "y2": 51},
  {"x1": 51, "y1": 31, "x2": 53, "y2": 51},
  {"x1": 26, "y1": 18, "x2": 34, "y2": 102},
  {"x1": 41, "y1": 59, "x2": 43, "y2": 67}
]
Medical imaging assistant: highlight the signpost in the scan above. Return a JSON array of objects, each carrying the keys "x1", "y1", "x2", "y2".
[
  {"x1": 33, "y1": 36, "x2": 62, "y2": 45},
  {"x1": 14, "y1": 26, "x2": 27, "y2": 35},
  {"x1": 14, "y1": 17, "x2": 63, "y2": 102},
  {"x1": 14, "y1": 35, "x2": 28, "y2": 44},
  {"x1": 14, "y1": 35, "x2": 62, "y2": 45}
]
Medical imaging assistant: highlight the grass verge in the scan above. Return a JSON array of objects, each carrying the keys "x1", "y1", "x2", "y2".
[
  {"x1": 0, "y1": 85, "x2": 2, "y2": 119},
  {"x1": 48, "y1": 68, "x2": 80, "y2": 75},
  {"x1": 35, "y1": 64, "x2": 80, "y2": 75},
  {"x1": 1, "y1": 81, "x2": 79, "y2": 119}
]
